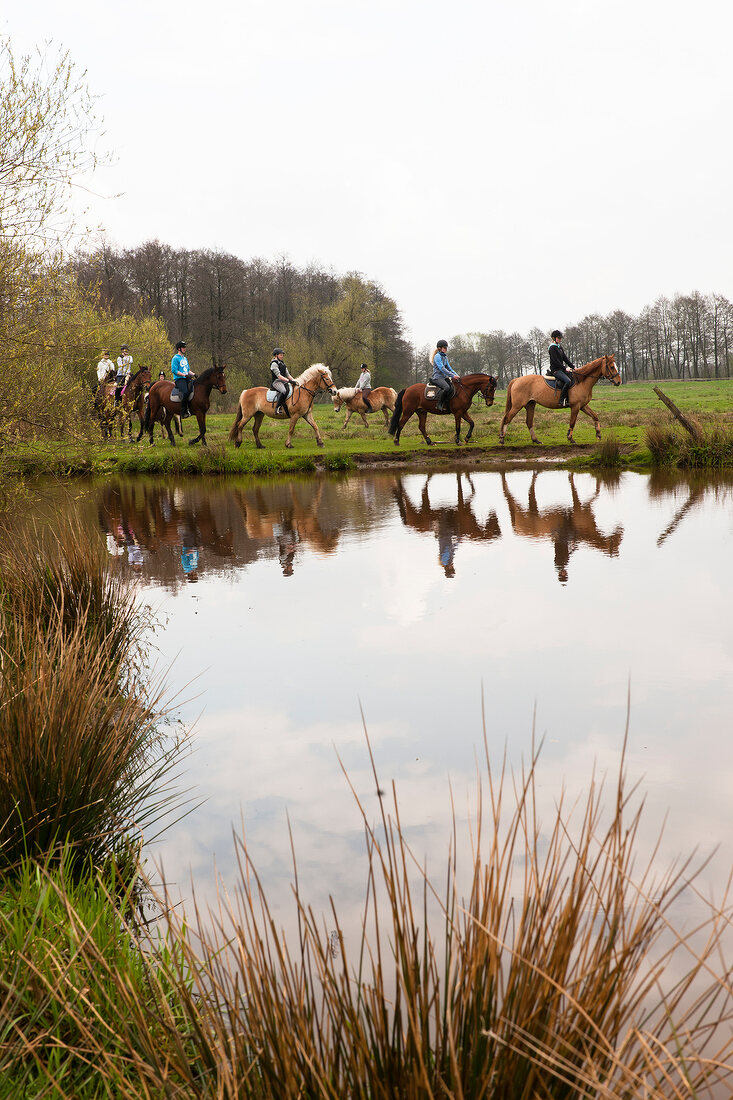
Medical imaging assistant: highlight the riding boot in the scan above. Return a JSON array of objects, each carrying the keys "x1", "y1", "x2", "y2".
[
  {"x1": 363, "y1": 397, "x2": 373, "y2": 411},
  {"x1": 278, "y1": 397, "x2": 289, "y2": 417},
  {"x1": 559, "y1": 384, "x2": 569, "y2": 408}
]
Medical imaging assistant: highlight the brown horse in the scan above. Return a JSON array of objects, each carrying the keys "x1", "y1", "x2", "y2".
[
  {"x1": 499, "y1": 354, "x2": 621, "y2": 445},
  {"x1": 393, "y1": 473, "x2": 501, "y2": 576},
  {"x1": 331, "y1": 386, "x2": 398, "y2": 428},
  {"x1": 141, "y1": 364, "x2": 227, "y2": 446},
  {"x1": 132, "y1": 384, "x2": 183, "y2": 441},
  {"x1": 94, "y1": 367, "x2": 151, "y2": 441},
  {"x1": 388, "y1": 373, "x2": 497, "y2": 446},
  {"x1": 228, "y1": 363, "x2": 336, "y2": 449}
]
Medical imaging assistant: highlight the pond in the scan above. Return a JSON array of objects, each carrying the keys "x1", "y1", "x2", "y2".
[{"x1": 25, "y1": 467, "x2": 733, "y2": 931}]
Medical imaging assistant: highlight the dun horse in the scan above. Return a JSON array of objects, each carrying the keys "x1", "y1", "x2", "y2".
[
  {"x1": 141, "y1": 364, "x2": 227, "y2": 446},
  {"x1": 388, "y1": 373, "x2": 497, "y2": 446},
  {"x1": 94, "y1": 367, "x2": 151, "y2": 441},
  {"x1": 331, "y1": 386, "x2": 398, "y2": 428},
  {"x1": 228, "y1": 363, "x2": 336, "y2": 449},
  {"x1": 499, "y1": 354, "x2": 621, "y2": 445}
]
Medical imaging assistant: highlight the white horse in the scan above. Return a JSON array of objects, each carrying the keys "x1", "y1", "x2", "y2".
[{"x1": 229, "y1": 363, "x2": 336, "y2": 449}]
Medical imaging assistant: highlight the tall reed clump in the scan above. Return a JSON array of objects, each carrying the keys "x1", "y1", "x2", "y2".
[
  {"x1": 647, "y1": 421, "x2": 733, "y2": 468},
  {"x1": 0, "y1": 517, "x2": 184, "y2": 869},
  {"x1": 30, "y1": 737, "x2": 733, "y2": 1099}
]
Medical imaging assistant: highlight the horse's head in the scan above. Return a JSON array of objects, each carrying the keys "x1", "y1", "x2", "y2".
[
  {"x1": 481, "y1": 375, "x2": 498, "y2": 406},
  {"x1": 214, "y1": 364, "x2": 227, "y2": 394},
  {"x1": 318, "y1": 365, "x2": 336, "y2": 395},
  {"x1": 602, "y1": 354, "x2": 621, "y2": 386},
  {"x1": 331, "y1": 389, "x2": 343, "y2": 410}
]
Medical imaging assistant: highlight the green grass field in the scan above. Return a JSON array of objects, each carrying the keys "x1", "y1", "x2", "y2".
[{"x1": 3, "y1": 378, "x2": 732, "y2": 477}]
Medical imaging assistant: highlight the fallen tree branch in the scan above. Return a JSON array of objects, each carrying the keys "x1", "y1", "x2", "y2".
[{"x1": 653, "y1": 387, "x2": 703, "y2": 442}]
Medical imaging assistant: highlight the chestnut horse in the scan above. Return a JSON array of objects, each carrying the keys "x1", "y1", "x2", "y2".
[
  {"x1": 141, "y1": 364, "x2": 227, "y2": 446},
  {"x1": 388, "y1": 373, "x2": 497, "y2": 446},
  {"x1": 228, "y1": 363, "x2": 336, "y2": 449},
  {"x1": 499, "y1": 354, "x2": 621, "y2": 445},
  {"x1": 94, "y1": 367, "x2": 151, "y2": 441},
  {"x1": 331, "y1": 386, "x2": 398, "y2": 428}
]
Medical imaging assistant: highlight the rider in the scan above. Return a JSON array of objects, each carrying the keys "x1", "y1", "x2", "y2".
[
  {"x1": 354, "y1": 363, "x2": 373, "y2": 411},
  {"x1": 270, "y1": 347, "x2": 297, "y2": 416},
  {"x1": 171, "y1": 340, "x2": 194, "y2": 418},
  {"x1": 97, "y1": 349, "x2": 115, "y2": 384},
  {"x1": 115, "y1": 344, "x2": 133, "y2": 405},
  {"x1": 548, "y1": 330, "x2": 576, "y2": 408},
  {"x1": 431, "y1": 340, "x2": 460, "y2": 412}
]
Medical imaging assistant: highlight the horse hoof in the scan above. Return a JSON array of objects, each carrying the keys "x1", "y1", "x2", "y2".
[
  {"x1": 235, "y1": 440, "x2": 241, "y2": 449},
  {"x1": 317, "y1": 441, "x2": 324, "y2": 448}
]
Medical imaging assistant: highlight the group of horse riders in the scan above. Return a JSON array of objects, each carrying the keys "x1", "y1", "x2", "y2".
[
  {"x1": 428, "y1": 331, "x2": 575, "y2": 412},
  {"x1": 97, "y1": 327, "x2": 577, "y2": 425}
]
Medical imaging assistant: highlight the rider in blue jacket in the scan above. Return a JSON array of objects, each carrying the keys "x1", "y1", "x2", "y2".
[
  {"x1": 171, "y1": 340, "x2": 194, "y2": 418},
  {"x1": 431, "y1": 340, "x2": 460, "y2": 412}
]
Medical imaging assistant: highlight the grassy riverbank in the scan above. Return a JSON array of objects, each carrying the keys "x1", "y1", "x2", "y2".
[{"x1": 2, "y1": 378, "x2": 732, "y2": 479}]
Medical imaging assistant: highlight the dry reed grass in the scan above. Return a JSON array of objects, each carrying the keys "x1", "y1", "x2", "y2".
[{"x1": 20, "y1": 733, "x2": 732, "y2": 1099}]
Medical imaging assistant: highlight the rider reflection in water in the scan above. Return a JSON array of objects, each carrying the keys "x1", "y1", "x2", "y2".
[{"x1": 181, "y1": 543, "x2": 199, "y2": 583}]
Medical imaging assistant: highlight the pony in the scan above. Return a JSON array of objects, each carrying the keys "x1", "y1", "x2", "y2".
[
  {"x1": 499, "y1": 354, "x2": 621, "y2": 445},
  {"x1": 131, "y1": 384, "x2": 183, "y2": 441},
  {"x1": 331, "y1": 386, "x2": 398, "y2": 428},
  {"x1": 228, "y1": 363, "x2": 336, "y2": 449},
  {"x1": 141, "y1": 364, "x2": 227, "y2": 446},
  {"x1": 388, "y1": 373, "x2": 497, "y2": 446},
  {"x1": 94, "y1": 366, "x2": 151, "y2": 441}
]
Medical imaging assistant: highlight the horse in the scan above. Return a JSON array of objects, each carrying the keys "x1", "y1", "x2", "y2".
[
  {"x1": 141, "y1": 364, "x2": 227, "y2": 446},
  {"x1": 331, "y1": 386, "x2": 398, "y2": 428},
  {"x1": 228, "y1": 363, "x2": 337, "y2": 449},
  {"x1": 499, "y1": 354, "x2": 621, "y2": 445},
  {"x1": 133, "y1": 385, "x2": 183, "y2": 441},
  {"x1": 387, "y1": 373, "x2": 497, "y2": 446},
  {"x1": 94, "y1": 367, "x2": 151, "y2": 441}
]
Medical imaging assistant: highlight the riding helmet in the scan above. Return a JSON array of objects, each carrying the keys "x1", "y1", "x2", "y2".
[
  {"x1": 551, "y1": 330, "x2": 563, "y2": 340},
  {"x1": 437, "y1": 340, "x2": 448, "y2": 349},
  {"x1": 176, "y1": 340, "x2": 187, "y2": 350},
  {"x1": 273, "y1": 348, "x2": 284, "y2": 356}
]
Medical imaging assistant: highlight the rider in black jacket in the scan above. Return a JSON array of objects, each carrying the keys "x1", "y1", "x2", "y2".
[{"x1": 548, "y1": 330, "x2": 576, "y2": 408}]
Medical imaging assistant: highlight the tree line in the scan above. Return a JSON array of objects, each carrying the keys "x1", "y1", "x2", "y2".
[
  {"x1": 73, "y1": 243, "x2": 414, "y2": 400},
  {"x1": 448, "y1": 291, "x2": 733, "y2": 387}
]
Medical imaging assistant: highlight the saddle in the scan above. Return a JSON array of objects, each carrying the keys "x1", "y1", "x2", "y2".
[
  {"x1": 425, "y1": 380, "x2": 454, "y2": 411},
  {"x1": 266, "y1": 382, "x2": 293, "y2": 414},
  {"x1": 544, "y1": 371, "x2": 575, "y2": 391}
]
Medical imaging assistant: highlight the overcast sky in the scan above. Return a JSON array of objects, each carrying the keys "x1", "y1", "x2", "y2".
[{"x1": 5, "y1": 0, "x2": 732, "y2": 345}]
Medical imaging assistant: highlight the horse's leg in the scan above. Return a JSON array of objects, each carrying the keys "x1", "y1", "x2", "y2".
[
  {"x1": 454, "y1": 412, "x2": 462, "y2": 445},
  {"x1": 499, "y1": 397, "x2": 522, "y2": 443},
  {"x1": 525, "y1": 400, "x2": 541, "y2": 445},
  {"x1": 417, "y1": 410, "x2": 433, "y2": 445},
  {"x1": 189, "y1": 411, "x2": 205, "y2": 445},
  {"x1": 252, "y1": 411, "x2": 265, "y2": 449},
  {"x1": 394, "y1": 407, "x2": 413, "y2": 445},
  {"x1": 382, "y1": 407, "x2": 390, "y2": 426},
  {"x1": 462, "y1": 412, "x2": 475, "y2": 443},
  {"x1": 567, "y1": 403, "x2": 580, "y2": 444},
  {"x1": 301, "y1": 409, "x2": 324, "y2": 448},
  {"x1": 342, "y1": 409, "x2": 352, "y2": 429},
  {"x1": 581, "y1": 403, "x2": 602, "y2": 440},
  {"x1": 360, "y1": 411, "x2": 369, "y2": 427},
  {"x1": 165, "y1": 410, "x2": 176, "y2": 446}
]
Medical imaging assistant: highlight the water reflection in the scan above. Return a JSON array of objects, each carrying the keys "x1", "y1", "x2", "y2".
[
  {"x1": 500, "y1": 471, "x2": 624, "y2": 583},
  {"x1": 392, "y1": 473, "x2": 501, "y2": 576}
]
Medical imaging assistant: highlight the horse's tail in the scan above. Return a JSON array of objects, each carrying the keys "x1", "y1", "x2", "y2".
[
  {"x1": 503, "y1": 379, "x2": 516, "y2": 415},
  {"x1": 228, "y1": 403, "x2": 243, "y2": 443},
  {"x1": 388, "y1": 390, "x2": 405, "y2": 436}
]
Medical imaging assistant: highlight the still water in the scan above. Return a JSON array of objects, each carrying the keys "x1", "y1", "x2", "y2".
[{"x1": 31, "y1": 468, "x2": 733, "y2": 922}]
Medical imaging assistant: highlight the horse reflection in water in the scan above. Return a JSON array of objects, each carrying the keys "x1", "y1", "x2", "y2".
[
  {"x1": 234, "y1": 480, "x2": 339, "y2": 577},
  {"x1": 392, "y1": 473, "x2": 501, "y2": 577},
  {"x1": 501, "y1": 471, "x2": 623, "y2": 583}
]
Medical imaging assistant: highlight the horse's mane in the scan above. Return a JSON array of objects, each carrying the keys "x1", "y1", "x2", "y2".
[
  {"x1": 337, "y1": 386, "x2": 358, "y2": 399},
  {"x1": 195, "y1": 364, "x2": 223, "y2": 384},
  {"x1": 129, "y1": 366, "x2": 148, "y2": 382},
  {"x1": 458, "y1": 373, "x2": 495, "y2": 383},
  {"x1": 573, "y1": 355, "x2": 610, "y2": 378},
  {"x1": 295, "y1": 363, "x2": 331, "y2": 384}
]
